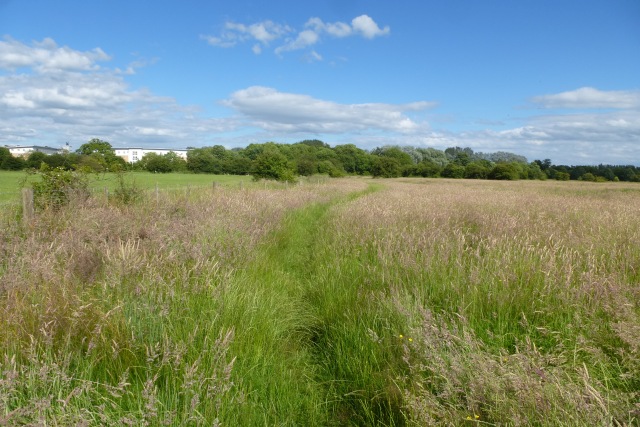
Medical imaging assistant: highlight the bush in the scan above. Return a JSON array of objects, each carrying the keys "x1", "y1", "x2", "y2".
[
  {"x1": 488, "y1": 163, "x2": 520, "y2": 180},
  {"x1": 441, "y1": 163, "x2": 465, "y2": 179},
  {"x1": 252, "y1": 149, "x2": 297, "y2": 182},
  {"x1": 112, "y1": 172, "x2": 144, "y2": 205},
  {"x1": 30, "y1": 165, "x2": 90, "y2": 210},
  {"x1": 371, "y1": 157, "x2": 402, "y2": 178}
]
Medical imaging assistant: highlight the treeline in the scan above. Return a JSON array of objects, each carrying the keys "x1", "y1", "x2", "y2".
[{"x1": 2, "y1": 139, "x2": 639, "y2": 182}]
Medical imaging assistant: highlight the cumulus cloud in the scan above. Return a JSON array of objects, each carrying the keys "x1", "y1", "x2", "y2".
[
  {"x1": 221, "y1": 86, "x2": 433, "y2": 133},
  {"x1": 0, "y1": 36, "x2": 110, "y2": 72},
  {"x1": 203, "y1": 14, "x2": 389, "y2": 57},
  {"x1": 0, "y1": 37, "x2": 236, "y2": 147},
  {"x1": 532, "y1": 87, "x2": 640, "y2": 109},
  {"x1": 201, "y1": 20, "x2": 291, "y2": 48},
  {"x1": 351, "y1": 15, "x2": 390, "y2": 39}
]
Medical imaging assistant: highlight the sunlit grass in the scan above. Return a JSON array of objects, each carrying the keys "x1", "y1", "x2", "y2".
[{"x1": 1, "y1": 177, "x2": 638, "y2": 425}]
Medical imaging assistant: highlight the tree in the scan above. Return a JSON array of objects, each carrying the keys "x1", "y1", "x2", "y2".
[
  {"x1": 488, "y1": 163, "x2": 520, "y2": 180},
  {"x1": 415, "y1": 160, "x2": 442, "y2": 177},
  {"x1": 26, "y1": 151, "x2": 48, "y2": 169},
  {"x1": 441, "y1": 163, "x2": 465, "y2": 179},
  {"x1": 141, "y1": 153, "x2": 172, "y2": 173},
  {"x1": 334, "y1": 144, "x2": 371, "y2": 175},
  {"x1": 371, "y1": 157, "x2": 401, "y2": 178},
  {"x1": 75, "y1": 138, "x2": 125, "y2": 171},
  {"x1": 1, "y1": 154, "x2": 26, "y2": 170},
  {"x1": 251, "y1": 148, "x2": 296, "y2": 182},
  {"x1": 76, "y1": 138, "x2": 114, "y2": 156},
  {"x1": 0, "y1": 147, "x2": 12, "y2": 166},
  {"x1": 464, "y1": 161, "x2": 490, "y2": 179}
]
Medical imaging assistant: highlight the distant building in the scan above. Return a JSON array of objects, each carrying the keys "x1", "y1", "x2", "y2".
[
  {"x1": 5, "y1": 144, "x2": 67, "y2": 157},
  {"x1": 112, "y1": 147, "x2": 189, "y2": 163}
]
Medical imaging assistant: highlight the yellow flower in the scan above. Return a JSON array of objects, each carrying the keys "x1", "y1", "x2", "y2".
[
  {"x1": 399, "y1": 334, "x2": 404, "y2": 339},
  {"x1": 475, "y1": 414, "x2": 480, "y2": 419},
  {"x1": 408, "y1": 338, "x2": 413, "y2": 342},
  {"x1": 466, "y1": 416, "x2": 472, "y2": 420}
]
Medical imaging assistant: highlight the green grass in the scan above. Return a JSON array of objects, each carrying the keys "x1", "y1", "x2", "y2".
[
  {"x1": 0, "y1": 170, "x2": 253, "y2": 205},
  {"x1": 1, "y1": 178, "x2": 639, "y2": 426}
]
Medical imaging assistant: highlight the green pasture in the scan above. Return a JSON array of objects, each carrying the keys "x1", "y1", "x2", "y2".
[{"x1": 0, "y1": 171, "x2": 252, "y2": 205}]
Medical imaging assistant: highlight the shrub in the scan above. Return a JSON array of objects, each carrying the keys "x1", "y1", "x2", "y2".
[
  {"x1": 488, "y1": 163, "x2": 520, "y2": 180},
  {"x1": 30, "y1": 165, "x2": 90, "y2": 210},
  {"x1": 252, "y1": 149, "x2": 297, "y2": 182},
  {"x1": 112, "y1": 172, "x2": 144, "y2": 205},
  {"x1": 371, "y1": 157, "x2": 402, "y2": 178},
  {"x1": 441, "y1": 163, "x2": 465, "y2": 179}
]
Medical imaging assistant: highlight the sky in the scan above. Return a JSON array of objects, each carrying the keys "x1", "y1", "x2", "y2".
[{"x1": 1, "y1": 0, "x2": 639, "y2": 165}]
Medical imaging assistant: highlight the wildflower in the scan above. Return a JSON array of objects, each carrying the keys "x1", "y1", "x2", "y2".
[
  {"x1": 408, "y1": 338, "x2": 413, "y2": 342},
  {"x1": 399, "y1": 334, "x2": 404, "y2": 339}
]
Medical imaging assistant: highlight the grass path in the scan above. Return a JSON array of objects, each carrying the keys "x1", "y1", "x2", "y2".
[{"x1": 219, "y1": 182, "x2": 397, "y2": 425}]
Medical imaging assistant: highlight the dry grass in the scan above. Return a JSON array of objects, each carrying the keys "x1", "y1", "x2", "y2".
[
  {"x1": 1, "y1": 177, "x2": 638, "y2": 425},
  {"x1": 324, "y1": 178, "x2": 640, "y2": 425},
  {"x1": 0, "y1": 178, "x2": 368, "y2": 425}
]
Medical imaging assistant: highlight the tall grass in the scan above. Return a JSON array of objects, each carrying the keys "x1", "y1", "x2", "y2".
[
  {"x1": 1, "y1": 177, "x2": 638, "y2": 426},
  {"x1": 318, "y1": 179, "x2": 640, "y2": 425}
]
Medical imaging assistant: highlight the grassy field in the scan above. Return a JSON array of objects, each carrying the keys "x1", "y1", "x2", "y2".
[
  {"x1": 0, "y1": 178, "x2": 638, "y2": 426},
  {"x1": 0, "y1": 171, "x2": 254, "y2": 205}
]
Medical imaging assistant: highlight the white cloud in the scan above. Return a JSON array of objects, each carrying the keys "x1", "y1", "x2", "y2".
[
  {"x1": 0, "y1": 36, "x2": 110, "y2": 72},
  {"x1": 201, "y1": 20, "x2": 291, "y2": 49},
  {"x1": 203, "y1": 14, "x2": 389, "y2": 56},
  {"x1": 221, "y1": 86, "x2": 433, "y2": 134},
  {"x1": 351, "y1": 15, "x2": 390, "y2": 39},
  {"x1": 0, "y1": 37, "x2": 237, "y2": 148},
  {"x1": 532, "y1": 87, "x2": 640, "y2": 109},
  {"x1": 275, "y1": 30, "x2": 320, "y2": 55}
]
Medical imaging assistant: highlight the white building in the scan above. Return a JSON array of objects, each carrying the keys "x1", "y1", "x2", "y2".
[
  {"x1": 6, "y1": 145, "x2": 67, "y2": 157},
  {"x1": 113, "y1": 147, "x2": 189, "y2": 163}
]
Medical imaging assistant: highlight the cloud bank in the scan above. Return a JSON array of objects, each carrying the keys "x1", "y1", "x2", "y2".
[{"x1": 222, "y1": 86, "x2": 432, "y2": 133}]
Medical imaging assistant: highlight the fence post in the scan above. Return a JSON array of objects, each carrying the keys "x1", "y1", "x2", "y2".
[
  {"x1": 22, "y1": 188, "x2": 34, "y2": 225},
  {"x1": 105, "y1": 187, "x2": 109, "y2": 202},
  {"x1": 212, "y1": 181, "x2": 217, "y2": 190}
]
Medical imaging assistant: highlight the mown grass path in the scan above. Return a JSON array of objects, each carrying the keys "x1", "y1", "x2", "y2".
[{"x1": 219, "y1": 182, "x2": 400, "y2": 426}]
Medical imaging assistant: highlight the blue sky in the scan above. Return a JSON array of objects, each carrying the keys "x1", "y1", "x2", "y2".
[{"x1": 1, "y1": 0, "x2": 639, "y2": 165}]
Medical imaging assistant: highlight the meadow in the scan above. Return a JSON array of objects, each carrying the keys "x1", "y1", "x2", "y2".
[
  {"x1": 0, "y1": 177, "x2": 638, "y2": 426},
  {"x1": 0, "y1": 171, "x2": 254, "y2": 205}
]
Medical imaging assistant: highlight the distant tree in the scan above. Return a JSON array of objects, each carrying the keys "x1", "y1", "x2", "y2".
[
  {"x1": 298, "y1": 139, "x2": 330, "y2": 148},
  {"x1": 580, "y1": 173, "x2": 597, "y2": 182},
  {"x1": 441, "y1": 163, "x2": 465, "y2": 179},
  {"x1": 76, "y1": 138, "x2": 113, "y2": 156},
  {"x1": 488, "y1": 163, "x2": 520, "y2": 180},
  {"x1": 1, "y1": 154, "x2": 26, "y2": 170},
  {"x1": 534, "y1": 159, "x2": 552, "y2": 171},
  {"x1": 26, "y1": 151, "x2": 48, "y2": 169},
  {"x1": 372, "y1": 146, "x2": 414, "y2": 167},
  {"x1": 415, "y1": 160, "x2": 443, "y2": 177},
  {"x1": 334, "y1": 144, "x2": 371, "y2": 174},
  {"x1": 0, "y1": 147, "x2": 12, "y2": 166},
  {"x1": 296, "y1": 159, "x2": 317, "y2": 176},
  {"x1": 164, "y1": 151, "x2": 187, "y2": 172},
  {"x1": 75, "y1": 138, "x2": 125, "y2": 171},
  {"x1": 464, "y1": 161, "x2": 491, "y2": 179},
  {"x1": 526, "y1": 162, "x2": 547, "y2": 180},
  {"x1": 251, "y1": 147, "x2": 296, "y2": 182},
  {"x1": 141, "y1": 152, "x2": 172, "y2": 173},
  {"x1": 416, "y1": 147, "x2": 449, "y2": 166},
  {"x1": 371, "y1": 156, "x2": 401, "y2": 178}
]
